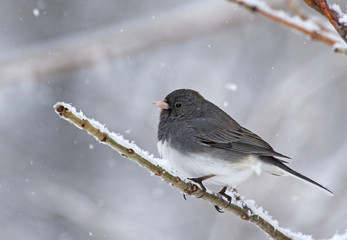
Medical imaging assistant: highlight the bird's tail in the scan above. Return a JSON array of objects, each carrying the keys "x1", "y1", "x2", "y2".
[{"x1": 260, "y1": 156, "x2": 333, "y2": 196}]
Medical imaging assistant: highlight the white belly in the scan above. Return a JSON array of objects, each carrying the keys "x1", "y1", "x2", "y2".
[{"x1": 157, "y1": 140, "x2": 262, "y2": 187}]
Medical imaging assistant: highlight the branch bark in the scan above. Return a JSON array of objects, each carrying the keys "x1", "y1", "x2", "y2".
[{"x1": 54, "y1": 102, "x2": 315, "y2": 240}]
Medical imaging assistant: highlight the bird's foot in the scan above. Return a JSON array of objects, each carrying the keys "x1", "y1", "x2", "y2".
[
  {"x1": 214, "y1": 186, "x2": 233, "y2": 213},
  {"x1": 214, "y1": 205, "x2": 224, "y2": 213},
  {"x1": 188, "y1": 174, "x2": 215, "y2": 198}
]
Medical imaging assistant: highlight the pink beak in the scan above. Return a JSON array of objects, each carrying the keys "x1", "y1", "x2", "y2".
[{"x1": 155, "y1": 100, "x2": 170, "y2": 110}]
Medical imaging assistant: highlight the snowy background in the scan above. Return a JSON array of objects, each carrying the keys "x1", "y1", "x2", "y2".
[{"x1": 1, "y1": 0, "x2": 347, "y2": 239}]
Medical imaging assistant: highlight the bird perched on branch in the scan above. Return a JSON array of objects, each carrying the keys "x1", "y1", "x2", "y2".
[{"x1": 156, "y1": 89, "x2": 332, "y2": 203}]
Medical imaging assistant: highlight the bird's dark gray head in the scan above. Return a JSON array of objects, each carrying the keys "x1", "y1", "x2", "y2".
[{"x1": 156, "y1": 89, "x2": 207, "y2": 121}]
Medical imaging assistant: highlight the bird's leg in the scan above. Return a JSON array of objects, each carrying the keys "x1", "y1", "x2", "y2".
[
  {"x1": 188, "y1": 174, "x2": 215, "y2": 198},
  {"x1": 213, "y1": 186, "x2": 232, "y2": 213},
  {"x1": 219, "y1": 186, "x2": 232, "y2": 204}
]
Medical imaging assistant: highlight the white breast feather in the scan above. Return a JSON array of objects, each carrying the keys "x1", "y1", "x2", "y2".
[{"x1": 157, "y1": 140, "x2": 262, "y2": 187}]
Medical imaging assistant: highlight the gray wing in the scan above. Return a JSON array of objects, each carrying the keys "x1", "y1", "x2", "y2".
[{"x1": 194, "y1": 126, "x2": 290, "y2": 159}]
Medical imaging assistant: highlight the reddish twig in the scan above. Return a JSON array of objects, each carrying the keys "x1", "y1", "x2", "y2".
[
  {"x1": 227, "y1": 0, "x2": 347, "y2": 54},
  {"x1": 303, "y1": 0, "x2": 347, "y2": 43}
]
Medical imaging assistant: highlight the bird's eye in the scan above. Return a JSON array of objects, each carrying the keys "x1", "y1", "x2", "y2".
[{"x1": 175, "y1": 102, "x2": 182, "y2": 108}]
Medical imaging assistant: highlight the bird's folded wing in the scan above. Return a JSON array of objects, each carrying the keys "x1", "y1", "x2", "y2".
[{"x1": 194, "y1": 127, "x2": 289, "y2": 159}]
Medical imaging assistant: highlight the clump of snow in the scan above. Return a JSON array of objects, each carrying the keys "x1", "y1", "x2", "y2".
[
  {"x1": 225, "y1": 83, "x2": 238, "y2": 91},
  {"x1": 327, "y1": 230, "x2": 347, "y2": 240},
  {"x1": 333, "y1": 42, "x2": 347, "y2": 52},
  {"x1": 243, "y1": 199, "x2": 314, "y2": 240},
  {"x1": 340, "y1": 16, "x2": 347, "y2": 24},
  {"x1": 331, "y1": 4, "x2": 347, "y2": 24},
  {"x1": 33, "y1": 8, "x2": 40, "y2": 17}
]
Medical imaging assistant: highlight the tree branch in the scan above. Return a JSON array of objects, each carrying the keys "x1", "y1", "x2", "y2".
[
  {"x1": 303, "y1": 0, "x2": 347, "y2": 43},
  {"x1": 2, "y1": 1, "x2": 346, "y2": 89},
  {"x1": 54, "y1": 102, "x2": 317, "y2": 240},
  {"x1": 227, "y1": 0, "x2": 347, "y2": 54}
]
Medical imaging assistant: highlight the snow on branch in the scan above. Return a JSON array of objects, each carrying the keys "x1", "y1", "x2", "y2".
[
  {"x1": 303, "y1": 0, "x2": 347, "y2": 43},
  {"x1": 227, "y1": 0, "x2": 347, "y2": 54},
  {"x1": 54, "y1": 102, "x2": 341, "y2": 240}
]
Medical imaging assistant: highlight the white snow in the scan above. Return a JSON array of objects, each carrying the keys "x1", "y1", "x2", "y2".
[
  {"x1": 225, "y1": 83, "x2": 237, "y2": 91},
  {"x1": 243, "y1": 199, "x2": 314, "y2": 240},
  {"x1": 333, "y1": 42, "x2": 347, "y2": 52},
  {"x1": 327, "y1": 231, "x2": 347, "y2": 240},
  {"x1": 340, "y1": 15, "x2": 347, "y2": 24},
  {"x1": 331, "y1": 4, "x2": 347, "y2": 24},
  {"x1": 33, "y1": 8, "x2": 40, "y2": 17}
]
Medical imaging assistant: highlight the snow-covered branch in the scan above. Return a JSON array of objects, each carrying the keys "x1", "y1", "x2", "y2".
[
  {"x1": 303, "y1": 0, "x2": 347, "y2": 43},
  {"x1": 54, "y1": 102, "x2": 335, "y2": 240},
  {"x1": 227, "y1": 0, "x2": 347, "y2": 54}
]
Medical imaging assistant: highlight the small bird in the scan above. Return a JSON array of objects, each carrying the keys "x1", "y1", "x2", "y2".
[{"x1": 156, "y1": 89, "x2": 333, "y2": 199}]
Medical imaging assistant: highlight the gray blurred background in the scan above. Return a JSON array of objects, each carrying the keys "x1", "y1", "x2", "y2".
[{"x1": 1, "y1": 0, "x2": 347, "y2": 239}]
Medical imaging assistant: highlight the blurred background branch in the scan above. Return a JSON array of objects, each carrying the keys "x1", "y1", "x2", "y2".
[
  {"x1": 2, "y1": 0, "x2": 347, "y2": 89},
  {"x1": 228, "y1": 0, "x2": 347, "y2": 53},
  {"x1": 0, "y1": 2, "x2": 258, "y2": 87}
]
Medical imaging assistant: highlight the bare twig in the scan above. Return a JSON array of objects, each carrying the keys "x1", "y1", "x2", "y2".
[
  {"x1": 227, "y1": 0, "x2": 347, "y2": 54},
  {"x1": 54, "y1": 102, "x2": 319, "y2": 240}
]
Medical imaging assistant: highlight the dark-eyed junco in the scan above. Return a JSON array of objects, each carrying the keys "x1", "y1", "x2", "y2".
[{"x1": 156, "y1": 89, "x2": 332, "y2": 197}]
